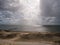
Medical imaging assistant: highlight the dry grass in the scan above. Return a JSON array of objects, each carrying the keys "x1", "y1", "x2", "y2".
[{"x1": 0, "y1": 30, "x2": 60, "y2": 45}]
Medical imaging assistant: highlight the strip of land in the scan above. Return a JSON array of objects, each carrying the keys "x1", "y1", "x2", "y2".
[{"x1": 0, "y1": 30, "x2": 60, "y2": 45}]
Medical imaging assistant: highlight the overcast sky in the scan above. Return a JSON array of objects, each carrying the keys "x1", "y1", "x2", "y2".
[{"x1": 0, "y1": 0, "x2": 60, "y2": 25}]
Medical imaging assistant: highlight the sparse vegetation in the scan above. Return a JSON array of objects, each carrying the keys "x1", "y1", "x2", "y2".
[{"x1": 0, "y1": 30, "x2": 60, "y2": 45}]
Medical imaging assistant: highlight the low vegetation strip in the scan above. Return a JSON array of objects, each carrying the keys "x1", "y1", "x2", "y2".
[{"x1": 0, "y1": 30, "x2": 60, "y2": 44}]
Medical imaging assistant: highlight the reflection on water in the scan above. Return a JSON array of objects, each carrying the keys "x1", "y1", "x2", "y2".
[{"x1": 0, "y1": 25, "x2": 60, "y2": 32}]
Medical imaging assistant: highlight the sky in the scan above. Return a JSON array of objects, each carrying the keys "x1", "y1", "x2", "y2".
[
  {"x1": 41, "y1": 0, "x2": 60, "y2": 25},
  {"x1": 0, "y1": 0, "x2": 60, "y2": 26}
]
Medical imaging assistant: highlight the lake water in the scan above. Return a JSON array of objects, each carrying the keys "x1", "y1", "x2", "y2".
[{"x1": 0, "y1": 25, "x2": 60, "y2": 32}]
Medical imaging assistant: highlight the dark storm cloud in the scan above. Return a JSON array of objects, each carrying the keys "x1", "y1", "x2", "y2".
[
  {"x1": 40, "y1": 0, "x2": 60, "y2": 25},
  {"x1": 0, "y1": 0, "x2": 23, "y2": 25},
  {"x1": 0, "y1": 0, "x2": 60, "y2": 25},
  {"x1": 0, "y1": 0, "x2": 40, "y2": 26}
]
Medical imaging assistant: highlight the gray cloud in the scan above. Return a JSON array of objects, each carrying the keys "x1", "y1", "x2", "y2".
[
  {"x1": 0, "y1": 0, "x2": 40, "y2": 26},
  {"x1": 0, "y1": 0, "x2": 23, "y2": 25},
  {"x1": 40, "y1": 0, "x2": 60, "y2": 25},
  {"x1": 0, "y1": 0, "x2": 60, "y2": 25}
]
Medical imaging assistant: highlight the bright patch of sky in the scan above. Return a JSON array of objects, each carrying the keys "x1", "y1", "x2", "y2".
[{"x1": 0, "y1": 0, "x2": 60, "y2": 25}]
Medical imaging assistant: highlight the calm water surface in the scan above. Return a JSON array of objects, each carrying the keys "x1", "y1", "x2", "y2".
[{"x1": 0, "y1": 25, "x2": 60, "y2": 32}]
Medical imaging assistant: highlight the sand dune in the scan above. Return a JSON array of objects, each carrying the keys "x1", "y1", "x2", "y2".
[{"x1": 0, "y1": 30, "x2": 60, "y2": 45}]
